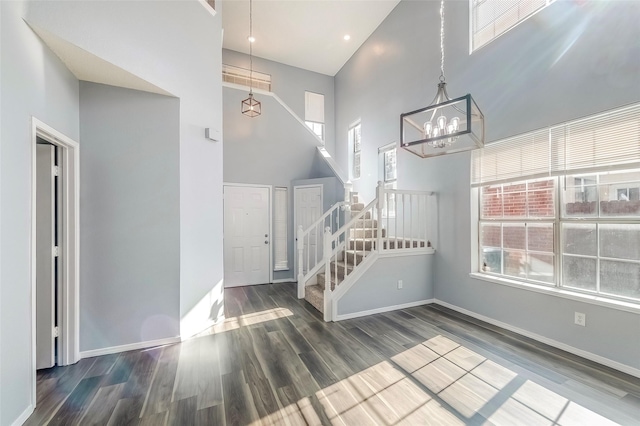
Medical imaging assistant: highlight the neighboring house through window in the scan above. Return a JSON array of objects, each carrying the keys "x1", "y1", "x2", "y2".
[{"x1": 472, "y1": 103, "x2": 640, "y2": 305}]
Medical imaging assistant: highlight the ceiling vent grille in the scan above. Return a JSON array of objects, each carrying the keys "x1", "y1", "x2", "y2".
[{"x1": 222, "y1": 64, "x2": 272, "y2": 92}]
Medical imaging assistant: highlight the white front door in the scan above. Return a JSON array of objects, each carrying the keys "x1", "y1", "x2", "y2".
[
  {"x1": 294, "y1": 185, "x2": 323, "y2": 275},
  {"x1": 224, "y1": 185, "x2": 271, "y2": 287}
]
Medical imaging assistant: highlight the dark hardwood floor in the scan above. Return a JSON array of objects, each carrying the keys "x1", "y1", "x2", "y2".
[{"x1": 26, "y1": 283, "x2": 640, "y2": 425}]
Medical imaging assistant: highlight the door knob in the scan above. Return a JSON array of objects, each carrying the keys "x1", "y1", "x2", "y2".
[
  {"x1": 265, "y1": 241, "x2": 269, "y2": 244},
  {"x1": 265, "y1": 234, "x2": 268, "y2": 237}
]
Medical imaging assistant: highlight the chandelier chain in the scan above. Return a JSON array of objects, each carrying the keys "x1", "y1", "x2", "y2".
[
  {"x1": 249, "y1": 0, "x2": 253, "y2": 93},
  {"x1": 439, "y1": 0, "x2": 445, "y2": 83}
]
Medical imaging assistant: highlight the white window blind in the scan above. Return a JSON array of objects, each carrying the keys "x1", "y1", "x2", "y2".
[
  {"x1": 274, "y1": 187, "x2": 288, "y2": 271},
  {"x1": 305, "y1": 91, "x2": 325, "y2": 124},
  {"x1": 471, "y1": 0, "x2": 551, "y2": 51},
  {"x1": 472, "y1": 103, "x2": 640, "y2": 186}
]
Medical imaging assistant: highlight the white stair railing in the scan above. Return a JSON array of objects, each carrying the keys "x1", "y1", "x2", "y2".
[
  {"x1": 322, "y1": 197, "x2": 378, "y2": 320},
  {"x1": 378, "y1": 183, "x2": 436, "y2": 253},
  {"x1": 297, "y1": 201, "x2": 347, "y2": 298},
  {"x1": 319, "y1": 182, "x2": 437, "y2": 321}
]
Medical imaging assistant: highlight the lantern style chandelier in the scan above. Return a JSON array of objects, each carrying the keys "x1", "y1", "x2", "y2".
[
  {"x1": 401, "y1": 0, "x2": 484, "y2": 158},
  {"x1": 241, "y1": 0, "x2": 261, "y2": 117}
]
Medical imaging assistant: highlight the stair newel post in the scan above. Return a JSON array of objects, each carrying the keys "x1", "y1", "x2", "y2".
[
  {"x1": 323, "y1": 226, "x2": 332, "y2": 322},
  {"x1": 376, "y1": 181, "x2": 384, "y2": 253},
  {"x1": 297, "y1": 225, "x2": 305, "y2": 299}
]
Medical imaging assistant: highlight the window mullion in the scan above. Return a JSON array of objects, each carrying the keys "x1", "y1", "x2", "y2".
[{"x1": 555, "y1": 175, "x2": 561, "y2": 289}]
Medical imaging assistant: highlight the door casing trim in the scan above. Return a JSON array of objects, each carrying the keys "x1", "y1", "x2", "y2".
[
  {"x1": 30, "y1": 117, "x2": 81, "y2": 408},
  {"x1": 293, "y1": 184, "x2": 324, "y2": 279}
]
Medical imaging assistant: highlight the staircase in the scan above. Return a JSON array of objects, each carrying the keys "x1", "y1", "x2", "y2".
[
  {"x1": 304, "y1": 195, "x2": 377, "y2": 313},
  {"x1": 297, "y1": 183, "x2": 435, "y2": 321}
]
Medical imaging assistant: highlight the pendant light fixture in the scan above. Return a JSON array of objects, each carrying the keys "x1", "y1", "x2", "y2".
[
  {"x1": 401, "y1": 0, "x2": 484, "y2": 158},
  {"x1": 241, "y1": 0, "x2": 261, "y2": 117}
]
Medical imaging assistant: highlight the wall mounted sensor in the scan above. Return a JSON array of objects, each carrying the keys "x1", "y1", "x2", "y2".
[{"x1": 205, "y1": 128, "x2": 220, "y2": 142}]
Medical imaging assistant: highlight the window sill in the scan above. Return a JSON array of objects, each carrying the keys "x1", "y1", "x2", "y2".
[{"x1": 469, "y1": 272, "x2": 640, "y2": 315}]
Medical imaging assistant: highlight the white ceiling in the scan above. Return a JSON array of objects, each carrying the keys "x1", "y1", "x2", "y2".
[{"x1": 221, "y1": 0, "x2": 401, "y2": 76}]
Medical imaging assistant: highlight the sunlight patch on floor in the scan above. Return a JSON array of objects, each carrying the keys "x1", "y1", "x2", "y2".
[
  {"x1": 206, "y1": 307, "x2": 294, "y2": 335},
  {"x1": 256, "y1": 334, "x2": 624, "y2": 425}
]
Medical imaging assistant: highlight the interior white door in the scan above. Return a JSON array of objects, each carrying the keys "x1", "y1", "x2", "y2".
[
  {"x1": 36, "y1": 144, "x2": 56, "y2": 369},
  {"x1": 294, "y1": 185, "x2": 323, "y2": 275},
  {"x1": 224, "y1": 185, "x2": 271, "y2": 287}
]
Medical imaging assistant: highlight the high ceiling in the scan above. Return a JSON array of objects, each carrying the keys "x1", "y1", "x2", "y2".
[{"x1": 220, "y1": 0, "x2": 401, "y2": 76}]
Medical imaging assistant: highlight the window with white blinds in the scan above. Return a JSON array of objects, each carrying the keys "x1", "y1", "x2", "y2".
[
  {"x1": 274, "y1": 187, "x2": 289, "y2": 271},
  {"x1": 305, "y1": 92, "x2": 325, "y2": 142},
  {"x1": 472, "y1": 103, "x2": 640, "y2": 305},
  {"x1": 305, "y1": 92, "x2": 325, "y2": 123},
  {"x1": 471, "y1": 0, "x2": 553, "y2": 52},
  {"x1": 472, "y1": 103, "x2": 640, "y2": 186}
]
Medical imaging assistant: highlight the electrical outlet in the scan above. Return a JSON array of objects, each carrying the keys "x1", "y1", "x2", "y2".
[
  {"x1": 574, "y1": 312, "x2": 586, "y2": 327},
  {"x1": 397, "y1": 280, "x2": 403, "y2": 289}
]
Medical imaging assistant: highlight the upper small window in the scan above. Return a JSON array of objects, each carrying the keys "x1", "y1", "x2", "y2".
[
  {"x1": 471, "y1": 0, "x2": 554, "y2": 52},
  {"x1": 305, "y1": 91, "x2": 325, "y2": 143},
  {"x1": 349, "y1": 122, "x2": 362, "y2": 180}
]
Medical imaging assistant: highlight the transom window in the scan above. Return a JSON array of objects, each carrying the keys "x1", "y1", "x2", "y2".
[
  {"x1": 472, "y1": 103, "x2": 640, "y2": 304},
  {"x1": 471, "y1": 0, "x2": 554, "y2": 52}
]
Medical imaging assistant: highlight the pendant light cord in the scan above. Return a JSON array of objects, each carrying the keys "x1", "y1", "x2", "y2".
[
  {"x1": 439, "y1": 0, "x2": 445, "y2": 83},
  {"x1": 249, "y1": 0, "x2": 254, "y2": 93}
]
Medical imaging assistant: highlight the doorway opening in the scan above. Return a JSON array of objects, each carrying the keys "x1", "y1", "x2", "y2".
[{"x1": 30, "y1": 118, "x2": 80, "y2": 405}]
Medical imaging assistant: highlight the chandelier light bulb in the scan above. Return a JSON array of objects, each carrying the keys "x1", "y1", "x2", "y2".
[
  {"x1": 437, "y1": 115, "x2": 447, "y2": 131},
  {"x1": 423, "y1": 121, "x2": 433, "y2": 138},
  {"x1": 447, "y1": 123, "x2": 454, "y2": 135},
  {"x1": 450, "y1": 116, "x2": 460, "y2": 132},
  {"x1": 248, "y1": 36, "x2": 256, "y2": 43}
]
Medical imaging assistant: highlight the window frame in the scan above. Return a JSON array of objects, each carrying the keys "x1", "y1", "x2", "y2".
[
  {"x1": 379, "y1": 143, "x2": 398, "y2": 218},
  {"x1": 349, "y1": 121, "x2": 362, "y2": 180},
  {"x1": 478, "y1": 177, "x2": 557, "y2": 287},
  {"x1": 470, "y1": 103, "x2": 640, "y2": 311},
  {"x1": 473, "y1": 170, "x2": 640, "y2": 309},
  {"x1": 469, "y1": 0, "x2": 555, "y2": 53},
  {"x1": 305, "y1": 120, "x2": 325, "y2": 143}
]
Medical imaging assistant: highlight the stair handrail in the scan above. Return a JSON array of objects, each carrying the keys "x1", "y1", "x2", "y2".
[
  {"x1": 297, "y1": 201, "x2": 348, "y2": 298},
  {"x1": 329, "y1": 197, "x2": 378, "y2": 241},
  {"x1": 323, "y1": 196, "x2": 379, "y2": 321},
  {"x1": 301, "y1": 201, "x2": 347, "y2": 236}
]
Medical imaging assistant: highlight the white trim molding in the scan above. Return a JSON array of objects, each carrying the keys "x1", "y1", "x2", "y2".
[
  {"x1": 80, "y1": 336, "x2": 181, "y2": 359},
  {"x1": 30, "y1": 117, "x2": 81, "y2": 410},
  {"x1": 434, "y1": 299, "x2": 640, "y2": 379},
  {"x1": 11, "y1": 405, "x2": 34, "y2": 426},
  {"x1": 334, "y1": 299, "x2": 435, "y2": 322}
]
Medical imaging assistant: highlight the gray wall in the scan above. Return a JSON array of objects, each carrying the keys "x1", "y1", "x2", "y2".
[
  {"x1": 79, "y1": 82, "x2": 181, "y2": 351},
  {"x1": 0, "y1": 2, "x2": 80, "y2": 423},
  {"x1": 224, "y1": 85, "x2": 341, "y2": 281},
  {"x1": 337, "y1": 254, "x2": 434, "y2": 316},
  {"x1": 26, "y1": 0, "x2": 225, "y2": 340},
  {"x1": 223, "y1": 49, "x2": 337, "y2": 156},
  {"x1": 335, "y1": 0, "x2": 640, "y2": 371}
]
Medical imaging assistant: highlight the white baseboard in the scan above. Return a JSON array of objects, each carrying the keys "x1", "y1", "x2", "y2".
[
  {"x1": 334, "y1": 299, "x2": 435, "y2": 321},
  {"x1": 11, "y1": 404, "x2": 34, "y2": 426},
  {"x1": 271, "y1": 279, "x2": 296, "y2": 284},
  {"x1": 80, "y1": 336, "x2": 181, "y2": 359},
  {"x1": 434, "y1": 299, "x2": 640, "y2": 379}
]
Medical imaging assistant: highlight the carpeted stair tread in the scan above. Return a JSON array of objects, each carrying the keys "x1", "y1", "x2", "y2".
[{"x1": 304, "y1": 284, "x2": 324, "y2": 313}]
